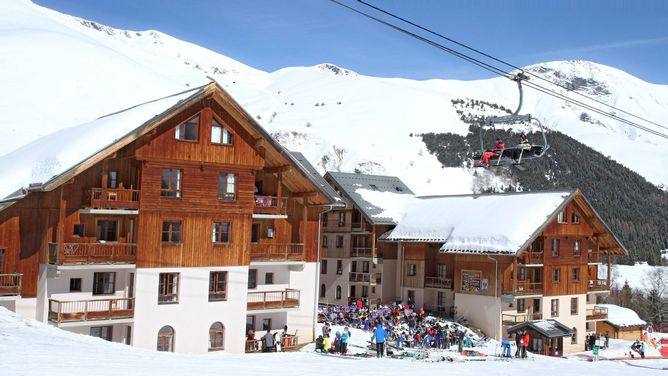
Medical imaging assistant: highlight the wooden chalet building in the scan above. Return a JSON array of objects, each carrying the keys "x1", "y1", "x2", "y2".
[
  {"x1": 318, "y1": 172, "x2": 413, "y2": 306},
  {"x1": 380, "y1": 190, "x2": 626, "y2": 354},
  {"x1": 0, "y1": 82, "x2": 339, "y2": 353}
]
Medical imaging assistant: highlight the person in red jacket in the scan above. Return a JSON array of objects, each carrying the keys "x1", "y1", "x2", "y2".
[
  {"x1": 522, "y1": 331, "x2": 530, "y2": 359},
  {"x1": 480, "y1": 138, "x2": 505, "y2": 166}
]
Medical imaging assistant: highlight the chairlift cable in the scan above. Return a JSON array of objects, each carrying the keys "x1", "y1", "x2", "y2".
[{"x1": 355, "y1": 0, "x2": 668, "y2": 133}]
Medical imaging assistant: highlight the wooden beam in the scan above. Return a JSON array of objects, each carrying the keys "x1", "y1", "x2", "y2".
[
  {"x1": 264, "y1": 165, "x2": 291, "y2": 174},
  {"x1": 292, "y1": 191, "x2": 318, "y2": 198}
]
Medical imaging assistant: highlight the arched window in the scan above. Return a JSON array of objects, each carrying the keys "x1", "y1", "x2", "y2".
[
  {"x1": 335, "y1": 285, "x2": 341, "y2": 300},
  {"x1": 320, "y1": 284, "x2": 326, "y2": 298},
  {"x1": 157, "y1": 326, "x2": 175, "y2": 352},
  {"x1": 209, "y1": 322, "x2": 225, "y2": 351}
]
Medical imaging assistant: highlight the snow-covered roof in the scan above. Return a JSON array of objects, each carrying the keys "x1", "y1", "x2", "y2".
[
  {"x1": 0, "y1": 85, "x2": 204, "y2": 202},
  {"x1": 380, "y1": 191, "x2": 575, "y2": 255},
  {"x1": 508, "y1": 319, "x2": 574, "y2": 338},
  {"x1": 597, "y1": 304, "x2": 646, "y2": 328},
  {"x1": 324, "y1": 172, "x2": 414, "y2": 225},
  {"x1": 290, "y1": 152, "x2": 342, "y2": 205}
]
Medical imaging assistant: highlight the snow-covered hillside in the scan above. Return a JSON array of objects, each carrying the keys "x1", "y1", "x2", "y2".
[
  {"x1": 1, "y1": 0, "x2": 668, "y2": 195},
  {"x1": 0, "y1": 307, "x2": 665, "y2": 375}
]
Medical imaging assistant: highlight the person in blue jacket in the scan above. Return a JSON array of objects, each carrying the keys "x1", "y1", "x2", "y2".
[
  {"x1": 371, "y1": 323, "x2": 386, "y2": 358},
  {"x1": 341, "y1": 326, "x2": 351, "y2": 354}
]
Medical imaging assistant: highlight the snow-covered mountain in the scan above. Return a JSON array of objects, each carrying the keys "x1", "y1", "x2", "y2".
[{"x1": 2, "y1": 0, "x2": 668, "y2": 196}]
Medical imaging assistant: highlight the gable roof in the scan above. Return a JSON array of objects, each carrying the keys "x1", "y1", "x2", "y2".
[
  {"x1": 507, "y1": 320, "x2": 574, "y2": 338},
  {"x1": 324, "y1": 172, "x2": 414, "y2": 225},
  {"x1": 597, "y1": 304, "x2": 646, "y2": 328},
  {"x1": 0, "y1": 82, "x2": 337, "y2": 210},
  {"x1": 379, "y1": 190, "x2": 627, "y2": 256},
  {"x1": 290, "y1": 152, "x2": 342, "y2": 205}
]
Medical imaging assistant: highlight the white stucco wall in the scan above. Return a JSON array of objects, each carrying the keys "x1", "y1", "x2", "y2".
[
  {"x1": 287, "y1": 262, "x2": 317, "y2": 342},
  {"x1": 541, "y1": 294, "x2": 587, "y2": 354},
  {"x1": 132, "y1": 266, "x2": 249, "y2": 354},
  {"x1": 455, "y1": 293, "x2": 502, "y2": 340}
]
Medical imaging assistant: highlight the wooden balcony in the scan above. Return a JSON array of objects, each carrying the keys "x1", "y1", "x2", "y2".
[
  {"x1": 351, "y1": 222, "x2": 371, "y2": 232},
  {"x1": 48, "y1": 297, "x2": 134, "y2": 323},
  {"x1": 88, "y1": 188, "x2": 139, "y2": 210},
  {"x1": 521, "y1": 251, "x2": 544, "y2": 264},
  {"x1": 0, "y1": 274, "x2": 22, "y2": 296},
  {"x1": 253, "y1": 195, "x2": 288, "y2": 215},
  {"x1": 503, "y1": 281, "x2": 543, "y2": 296},
  {"x1": 588, "y1": 279, "x2": 610, "y2": 292},
  {"x1": 48, "y1": 242, "x2": 136, "y2": 265},
  {"x1": 349, "y1": 272, "x2": 371, "y2": 283},
  {"x1": 586, "y1": 305, "x2": 608, "y2": 321},
  {"x1": 250, "y1": 243, "x2": 304, "y2": 262},
  {"x1": 424, "y1": 276, "x2": 453, "y2": 289},
  {"x1": 247, "y1": 289, "x2": 300, "y2": 311},
  {"x1": 502, "y1": 312, "x2": 542, "y2": 325},
  {"x1": 350, "y1": 247, "x2": 372, "y2": 258}
]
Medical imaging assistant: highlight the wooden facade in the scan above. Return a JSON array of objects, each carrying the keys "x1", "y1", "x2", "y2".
[{"x1": 0, "y1": 83, "x2": 333, "y2": 298}]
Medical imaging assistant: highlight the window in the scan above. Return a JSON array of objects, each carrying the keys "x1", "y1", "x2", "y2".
[
  {"x1": 321, "y1": 260, "x2": 328, "y2": 274},
  {"x1": 571, "y1": 211, "x2": 580, "y2": 224},
  {"x1": 108, "y1": 171, "x2": 118, "y2": 189},
  {"x1": 73, "y1": 223, "x2": 85, "y2": 237},
  {"x1": 551, "y1": 299, "x2": 559, "y2": 317},
  {"x1": 212, "y1": 222, "x2": 231, "y2": 244},
  {"x1": 336, "y1": 235, "x2": 344, "y2": 248},
  {"x1": 322, "y1": 213, "x2": 328, "y2": 227},
  {"x1": 158, "y1": 273, "x2": 179, "y2": 303},
  {"x1": 175, "y1": 115, "x2": 198, "y2": 141},
  {"x1": 92, "y1": 272, "x2": 115, "y2": 295},
  {"x1": 571, "y1": 267, "x2": 580, "y2": 282},
  {"x1": 90, "y1": 326, "x2": 112, "y2": 342},
  {"x1": 336, "y1": 260, "x2": 343, "y2": 275},
  {"x1": 248, "y1": 269, "x2": 257, "y2": 289},
  {"x1": 335, "y1": 285, "x2": 342, "y2": 300},
  {"x1": 251, "y1": 223, "x2": 260, "y2": 243},
  {"x1": 157, "y1": 326, "x2": 175, "y2": 352},
  {"x1": 322, "y1": 235, "x2": 328, "y2": 248},
  {"x1": 160, "y1": 169, "x2": 182, "y2": 197},
  {"x1": 517, "y1": 298, "x2": 526, "y2": 313},
  {"x1": 320, "y1": 284, "x2": 326, "y2": 298},
  {"x1": 518, "y1": 266, "x2": 527, "y2": 281},
  {"x1": 69, "y1": 278, "x2": 82, "y2": 292},
  {"x1": 209, "y1": 322, "x2": 225, "y2": 351},
  {"x1": 162, "y1": 221, "x2": 182, "y2": 243},
  {"x1": 532, "y1": 237, "x2": 544, "y2": 252},
  {"x1": 362, "y1": 261, "x2": 370, "y2": 273},
  {"x1": 262, "y1": 318, "x2": 272, "y2": 331},
  {"x1": 351, "y1": 261, "x2": 357, "y2": 272},
  {"x1": 574, "y1": 240, "x2": 581, "y2": 256},
  {"x1": 437, "y1": 264, "x2": 447, "y2": 279},
  {"x1": 0, "y1": 249, "x2": 4, "y2": 273},
  {"x1": 361, "y1": 285, "x2": 368, "y2": 297},
  {"x1": 96, "y1": 220, "x2": 118, "y2": 241},
  {"x1": 408, "y1": 264, "x2": 417, "y2": 277},
  {"x1": 552, "y1": 268, "x2": 560, "y2": 283},
  {"x1": 265, "y1": 272, "x2": 274, "y2": 285},
  {"x1": 551, "y1": 239, "x2": 560, "y2": 256},
  {"x1": 437, "y1": 291, "x2": 446, "y2": 307},
  {"x1": 557, "y1": 210, "x2": 566, "y2": 223},
  {"x1": 218, "y1": 173, "x2": 236, "y2": 201},
  {"x1": 209, "y1": 271, "x2": 227, "y2": 301},
  {"x1": 570, "y1": 297, "x2": 578, "y2": 315},
  {"x1": 571, "y1": 327, "x2": 577, "y2": 344},
  {"x1": 407, "y1": 290, "x2": 416, "y2": 304},
  {"x1": 211, "y1": 117, "x2": 232, "y2": 145},
  {"x1": 338, "y1": 212, "x2": 345, "y2": 227}
]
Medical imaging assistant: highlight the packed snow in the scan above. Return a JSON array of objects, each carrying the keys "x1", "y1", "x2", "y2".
[
  {"x1": 0, "y1": 307, "x2": 665, "y2": 375},
  {"x1": 602, "y1": 262, "x2": 668, "y2": 295},
  {"x1": 596, "y1": 304, "x2": 646, "y2": 328},
  {"x1": 1, "y1": 0, "x2": 668, "y2": 196},
  {"x1": 378, "y1": 191, "x2": 572, "y2": 254}
]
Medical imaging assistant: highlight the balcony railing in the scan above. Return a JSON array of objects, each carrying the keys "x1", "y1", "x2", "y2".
[
  {"x1": 502, "y1": 312, "x2": 542, "y2": 325},
  {"x1": 586, "y1": 306, "x2": 608, "y2": 321},
  {"x1": 522, "y1": 251, "x2": 544, "y2": 264},
  {"x1": 588, "y1": 279, "x2": 610, "y2": 291},
  {"x1": 0, "y1": 274, "x2": 22, "y2": 296},
  {"x1": 48, "y1": 243, "x2": 136, "y2": 265},
  {"x1": 503, "y1": 281, "x2": 543, "y2": 296},
  {"x1": 88, "y1": 188, "x2": 140, "y2": 210},
  {"x1": 424, "y1": 276, "x2": 453, "y2": 289},
  {"x1": 253, "y1": 196, "x2": 288, "y2": 215},
  {"x1": 48, "y1": 297, "x2": 135, "y2": 323},
  {"x1": 247, "y1": 289, "x2": 300, "y2": 311},
  {"x1": 350, "y1": 247, "x2": 372, "y2": 258},
  {"x1": 351, "y1": 222, "x2": 371, "y2": 232},
  {"x1": 349, "y1": 272, "x2": 371, "y2": 283},
  {"x1": 250, "y1": 243, "x2": 304, "y2": 262}
]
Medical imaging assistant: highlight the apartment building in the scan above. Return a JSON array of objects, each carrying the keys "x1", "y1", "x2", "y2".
[
  {"x1": 380, "y1": 190, "x2": 625, "y2": 355},
  {"x1": 0, "y1": 83, "x2": 338, "y2": 353},
  {"x1": 318, "y1": 172, "x2": 413, "y2": 306}
]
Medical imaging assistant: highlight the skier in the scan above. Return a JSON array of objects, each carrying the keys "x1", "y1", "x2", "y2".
[
  {"x1": 315, "y1": 335, "x2": 325, "y2": 352},
  {"x1": 480, "y1": 138, "x2": 505, "y2": 166},
  {"x1": 515, "y1": 331, "x2": 523, "y2": 358},
  {"x1": 341, "y1": 326, "x2": 351, "y2": 354},
  {"x1": 371, "y1": 323, "x2": 386, "y2": 358},
  {"x1": 511, "y1": 133, "x2": 532, "y2": 162},
  {"x1": 522, "y1": 331, "x2": 530, "y2": 359}
]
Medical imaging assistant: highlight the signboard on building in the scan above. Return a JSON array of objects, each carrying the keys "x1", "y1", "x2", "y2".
[{"x1": 461, "y1": 270, "x2": 483, "y2": 293}]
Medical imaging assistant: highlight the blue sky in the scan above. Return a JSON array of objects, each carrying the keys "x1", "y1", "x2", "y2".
[{"x1": 34, "y1": 0, "x2": 668, "y2": 83}]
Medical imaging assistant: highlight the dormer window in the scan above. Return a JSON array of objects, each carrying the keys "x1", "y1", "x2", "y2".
[
  {"x1": 175, "y1": 115, "x2": 199, "y2": 141},
  {"x1": 211, "y1": 117, "x2": 232, "y2": 145}
]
